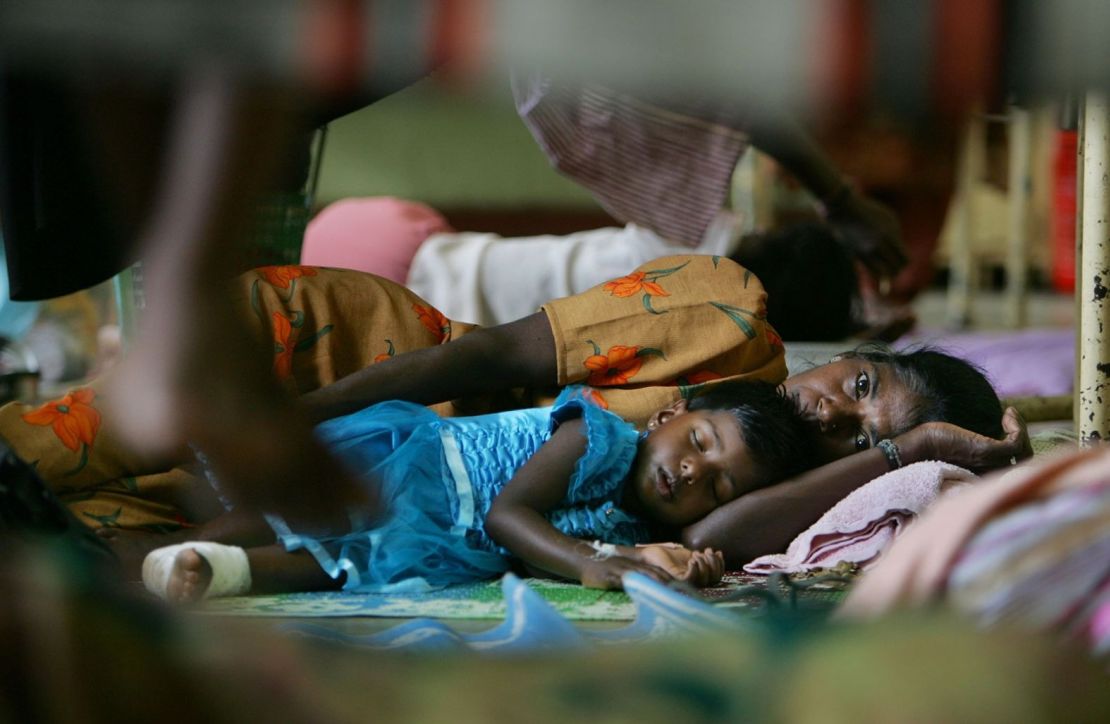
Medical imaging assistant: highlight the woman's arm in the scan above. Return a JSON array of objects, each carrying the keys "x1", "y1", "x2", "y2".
[
  {"x1": 484, "y1": 419, "x2": 672, "y2": 589},
  {"x1": 684, "y1": 407, "x2": 1032, "y2": 566},
  {"x1": 298, "y1": 312, "x2": 557, "y2": 423},
  {"x1": 745, "y1": 107, "x2": 906, "y2": 280}
]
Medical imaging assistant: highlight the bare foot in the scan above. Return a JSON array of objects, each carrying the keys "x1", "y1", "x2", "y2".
[{"x1": 166, "y1": 548, "x2": 212, "y2": 604}]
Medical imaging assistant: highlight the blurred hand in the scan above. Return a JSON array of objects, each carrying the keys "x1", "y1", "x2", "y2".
[
  {"x1": 636, "y1": 543, "x2": 725, "y2": 587},
  {"x1": 825, "y1": 190, "x2": 907, "y2": 281},
  {"x1": 898, "y1": 407, "x2": 1032, "y2": 473}
]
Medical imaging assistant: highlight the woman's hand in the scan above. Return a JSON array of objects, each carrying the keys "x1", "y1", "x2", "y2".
[
  {"x1": 636, "y1": 543, "x2": 726, "y2": 587},
  {"x1": 580, "y1": 555, "x2": 673, "y2": 590},
  {"x1": 897, "y1": 406, "x2": 1032, "y2": 473},
  {"x1": 824, "y1": 190, "x2": 907, "y2": 281}
]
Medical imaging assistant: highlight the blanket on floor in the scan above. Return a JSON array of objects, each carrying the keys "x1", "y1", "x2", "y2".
[{"x1": 197, "y1": 570, "x2": 854, "y2": 620}]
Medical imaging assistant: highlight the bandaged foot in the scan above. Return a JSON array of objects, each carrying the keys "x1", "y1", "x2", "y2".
[{"x1": 142, "y1": 542, "x2": 251, "y2": 603}]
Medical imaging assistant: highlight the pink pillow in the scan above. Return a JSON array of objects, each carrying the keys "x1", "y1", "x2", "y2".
[{"x1": 302, "y1": 197, "x2": 454, "y2": 283}]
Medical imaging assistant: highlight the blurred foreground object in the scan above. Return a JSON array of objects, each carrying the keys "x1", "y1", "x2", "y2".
[
  {"x1": 841, "y1": 446, "x2": 1110, "y2": 657},
  {"x1": 0, "y1": 533, "x2": 1106, "y2": 723},
  {"x1": 4, "y1": 2, "x2": 1110, "y2": 123}
]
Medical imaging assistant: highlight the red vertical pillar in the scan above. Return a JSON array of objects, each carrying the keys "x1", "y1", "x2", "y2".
[{"x1": 1052, "y1": 129, "x2": 1078, "y2": 293}]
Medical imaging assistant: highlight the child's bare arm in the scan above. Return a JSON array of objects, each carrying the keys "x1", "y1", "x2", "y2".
[
  {"x1": 683, "y1": 441, "x2": 896, "y2": 566},
  {"x1": 485, "y1": 419, "x2": 672, "y2": 590},
  {"x1": 683, "y1": 408, "x2": 1032, "y2": 566},
  {"x1": 634, "y1": 543, "x2": 725, "y2": 587}
]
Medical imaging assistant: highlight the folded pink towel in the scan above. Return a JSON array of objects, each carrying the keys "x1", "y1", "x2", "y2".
[{"x1": 744, "y1": 461, "x2": 976, "y2": 575}]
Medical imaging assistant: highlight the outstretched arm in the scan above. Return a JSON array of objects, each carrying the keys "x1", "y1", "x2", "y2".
[
  {"x1": 485, "y1": 419, "x2": 674, "y2": 590},
  {"x1": 299, "y1": 311, "x2": 557, "y2": 423},
  {"x1": 745, "y1": 107, "x2": 906, "y2": 280},
  {"x1": 684, "y1": 407, "x2": 1032, "y2": 566}
]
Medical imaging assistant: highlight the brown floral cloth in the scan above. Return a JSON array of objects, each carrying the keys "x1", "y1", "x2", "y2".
[
  {"x1": 0, "y1": 255, "x2": 784, "y2": 532},
  {"x1": 542, "y1": 254, "x2": 785, "y2": 427}
]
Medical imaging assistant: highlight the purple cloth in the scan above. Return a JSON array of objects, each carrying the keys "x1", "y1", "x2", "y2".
[{"x1": 897, "y1": 328, "x2": 1074, "y2": 398}]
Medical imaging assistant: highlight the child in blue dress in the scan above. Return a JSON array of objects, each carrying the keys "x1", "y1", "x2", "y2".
[{"x1": 142, "y1": 381, "x2": 815, "y2": 601}]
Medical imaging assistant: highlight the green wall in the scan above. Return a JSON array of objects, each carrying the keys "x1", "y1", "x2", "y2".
[{"x1": 314, "y1": 78, "x2": 600, "y2": 210}]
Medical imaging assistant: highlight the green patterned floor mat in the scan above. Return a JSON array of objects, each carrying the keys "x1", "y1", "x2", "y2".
[{"x1": 198, "y1": 570, "x2": 854, "y2": 621}]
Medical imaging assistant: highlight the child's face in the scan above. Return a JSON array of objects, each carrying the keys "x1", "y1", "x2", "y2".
[{"x1": 628, "y1": 401, "x2": 764, "y2": 528}]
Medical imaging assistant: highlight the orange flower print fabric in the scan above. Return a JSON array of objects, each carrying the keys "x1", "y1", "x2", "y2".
[
  {"x1": 235, "y1": 266, "x2": 474, "y2": 398},
  {"x1": 374, "y1": 339, "x2": 396, "y2": 363},
  {"x1": 673, "y1": 370, "x2": 723, "y2": 387},
  {"x1": 270, "y1": 309, "x2": 334, "y2": 382},
  {"x1": 583, "y1": 341, "x2": 665, "y2": 387},
  {"x1": 21, "y1": 387, "x2": 101, "y2": 475},
  {"x1": 604, "y1": 271, "x2": 668, "y2": 299},
  {"x1": 413, "y1": 303, "x2": 451, "y2": 343},
  {"x1": 257, "y1": 265, "x2": 318, "y2": 290},
  {"x1": 21, "y1": 388, "x2": 100, "y2": 452},
  {"x1": 765, "y1": 325, "x2": 783, "y2": 352},
  {"x1": 584, "y1": 344, "x2": 643, "y2": 386},
  {"x1": 542, "y1": 255, "x2": 787, "y2": 428},
  {"x1": 603, "y1": 260, "x2": 688, "y2": 315},
  {"x1": 581, "y1": 388, "x2": 609, "y2": 410},
  {"x1": 272, "y1": 311, "x2": 296, "y2": 380}
]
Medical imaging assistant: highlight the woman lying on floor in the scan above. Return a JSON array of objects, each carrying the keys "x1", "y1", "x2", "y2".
[{"x1": 0, "y1": 255, "x2": 1031, "y2": 580}]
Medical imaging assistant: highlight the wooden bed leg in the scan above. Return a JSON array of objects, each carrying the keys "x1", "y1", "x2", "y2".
[
  {"x1": 946, "y1": 115, "x2": 983, "y2": 329},
  {"x1": 1076, "y1": 92, "x2": 1110, "y2": 445}
]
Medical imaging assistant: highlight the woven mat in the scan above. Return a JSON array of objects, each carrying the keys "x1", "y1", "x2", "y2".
[
  {"x1": 1030, "y1": 428, "x2": 1078, "y2": 456},
  {"x1": 198, "y1": 570, "x2": 854, "y2": 621}
]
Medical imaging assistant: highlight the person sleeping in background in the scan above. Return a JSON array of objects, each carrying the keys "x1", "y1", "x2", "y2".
[{"x1": 302, "y1": 197, "x2": 871, "y2": 341}]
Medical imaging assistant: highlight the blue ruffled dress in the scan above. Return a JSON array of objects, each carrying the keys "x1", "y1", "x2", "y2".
[{"x1": 267, "y1": 387, "x2": 650, "y2": 593}]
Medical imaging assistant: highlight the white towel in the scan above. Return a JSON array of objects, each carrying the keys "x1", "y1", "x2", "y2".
[{"x1": 744, "y1": 461, "x2": 975, "y2": 575}]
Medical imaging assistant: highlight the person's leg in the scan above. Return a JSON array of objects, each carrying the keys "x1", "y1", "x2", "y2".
[
  {"x1": 167, "y1": 544, "x2": 341, "y2": 603},
  {"x1": 99, "y1": 507, "x2": 275, "y2": 578}
]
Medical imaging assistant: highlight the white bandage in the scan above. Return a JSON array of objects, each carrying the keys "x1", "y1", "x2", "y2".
[
  {"x1": 142, "y1": 542, "x2": 251, "y2": 600},
  {"x1": 589, "y1": 540, "x2": 618, "y2": 560}
]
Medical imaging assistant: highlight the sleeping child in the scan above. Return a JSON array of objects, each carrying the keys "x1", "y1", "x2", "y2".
[{"x1": 142, "y1": 381, "x2": 816, "y2": 602}]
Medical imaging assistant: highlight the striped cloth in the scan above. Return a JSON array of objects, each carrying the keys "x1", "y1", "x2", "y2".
[
  {"x1": 841, "y1": 449, "x2": 1110, "y2": 657},
  {"x1": 948, "y1": 479, "x2": 1110, "y2": 656},
  {"x1": 513, "y1": 73, "x2": 749, "y2": 247}
]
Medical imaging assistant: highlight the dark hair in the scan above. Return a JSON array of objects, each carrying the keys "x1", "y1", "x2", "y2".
[
  {"x1": 687, "y1": 380, "x2": 817, "y2": 484},
  {"x1": 730, "y1": 222, "x2": 859, "y2": 341},
  {"x1": 842, "y1": 344, "x2": 1004, "y2": 438}
]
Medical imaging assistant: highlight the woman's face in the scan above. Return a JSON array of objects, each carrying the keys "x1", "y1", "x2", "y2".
[{"x1": 782, "y1": 357, "x2": 921, "y2": 463}]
